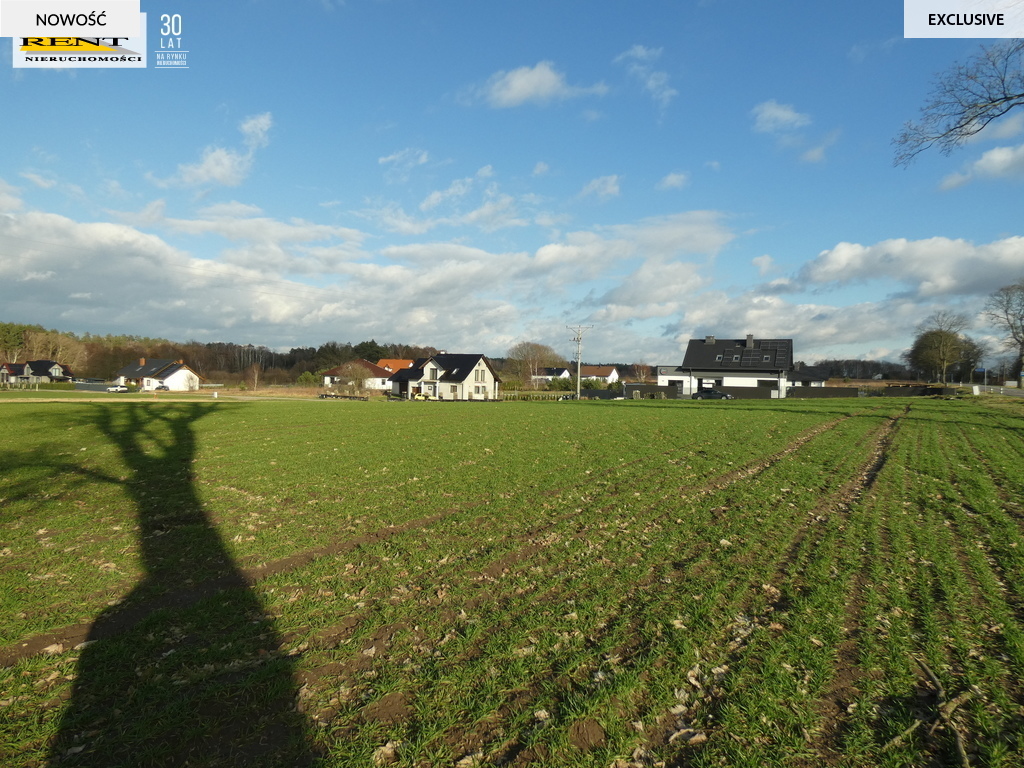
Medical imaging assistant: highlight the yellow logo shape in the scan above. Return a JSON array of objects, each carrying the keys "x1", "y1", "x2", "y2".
[{"x1": 20, "y1": 38, "x2": 119, "y2": 51}]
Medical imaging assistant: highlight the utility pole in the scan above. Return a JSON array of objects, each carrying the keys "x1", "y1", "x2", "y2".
[{"x1": 566, "y1": 324, "x2": 593, "y2": 401}]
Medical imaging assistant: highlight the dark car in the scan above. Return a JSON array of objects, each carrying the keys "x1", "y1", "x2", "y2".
[
  {"x1": 691, "y1": 388, "x2": 734, "y2": 400},
  {"x1": 155, "y1": 385, "x2": 170, "y2": 391}
]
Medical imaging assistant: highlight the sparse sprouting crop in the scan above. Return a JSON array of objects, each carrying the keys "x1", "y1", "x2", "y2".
[{"x1": 1, "y1": 396, "x2": 1023, "y2": 766}]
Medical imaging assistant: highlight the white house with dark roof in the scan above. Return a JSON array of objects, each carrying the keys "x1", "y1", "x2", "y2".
[
  {"x1": 388, "y1": 354, "x2": 501, "y2": 400},
  {"x1": 658, "y1": 335, "x2": 794, "y2": 396},
  {"x1": 1, "y1": 360, "x2": 73, "y2": 386},
  {"x1": 115, "y1": 358, "x2": 202, "y2": 391},
  {"x1": 530, "y1": 366, "x2": 571, "y2": 385}
]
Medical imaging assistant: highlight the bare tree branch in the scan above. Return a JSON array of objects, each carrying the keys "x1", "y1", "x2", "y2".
[{"x1": 895, "y1": 39, "x2": 1024, "y2": 166}]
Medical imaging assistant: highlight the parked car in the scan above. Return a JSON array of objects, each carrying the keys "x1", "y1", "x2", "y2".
[
  {"x1": 106, "y1": 384, "x2": 129, "y2": 392},
  {"x1": 155, "y1": 385, "x2": 170, "y2": 391},
  {"x1": 691, "y1": 388, "x2": 734, "y2": 400},
  {"x1": 413, "y1": 392, "x2": 438, "y2": 401}
]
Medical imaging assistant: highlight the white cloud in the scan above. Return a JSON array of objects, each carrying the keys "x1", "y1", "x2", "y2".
[
  {"x1": 368, "y1": 183, "x2": 529, "y2": 234},
  {"x1": 197, "y1": 201, "x2": 264, "y2": 218},
  {"x1": 20, "y1": 171, "x2": 57, "y2": 189},
  {"x1": 969, "y1": 112, "x2": 1024, "y2": 143},
  {"x1": 592, "y1": 259, "x2": 707, "y2": 321},
  {"x1": 657, "y1": 172, "x2": 688, "y2": 190},
  {"x1": 799, "y1": 130, "x2": 840, "y2": 164},
  {"x1": 480, "y1": 61, "x2": 608, "y2": 108},
  {"x1": 240, "y1": 112, "x2": 272, "y2": 150},
  {"x1": 751, "y1": 100, "x2": 811, "y2": 134},
  {"x1": 378, "y1": 147, "x2": 430, "y2": 183},
  {"x1": 671, "y1": 291, "x2": 928, "y2": 356},
  {"x1": 0, "y1": 178, "x2": 22, "y2": 212},
  {"x1": 752, "y1": 254, "x2": 774, "y2": 276},
  {"x1": 614, "y1": 45, "x2": 678, "y2": 109},
  {"x1": 797, "y1": 236, "x2": 1024, "y2": 298},
  {"x1": 580, "y1": 175, "x2": 621, "y2": 199},
  {"x1": 533, "y1": 161, "x2": 550, "y2": 176},
  {"x1": 420, "y1": 177, "x2": 473, "y2": 211},
  {"x1": 379, "y1": 147, "x2": 429, "y2": 167},
  {"x1": 152, "y1": 112, "x2": 274, "y2": 188},
  {"x1": 941, "y1": 142, "x2": 1024, "y2": 188}
]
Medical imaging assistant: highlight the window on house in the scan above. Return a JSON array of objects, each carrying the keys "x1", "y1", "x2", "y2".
[
  {"x1": 733, "y1": 355, "x2": 740, "y2": 362},
  {"x1": 715, "y1": 355, "x2": 723, "y2": 361},
  {"x1": 764, "y1": 355, "x2": 771, "y2": 362},
  {"x1": 450, "y1": 385, "x2": 458, "y2": 394}
]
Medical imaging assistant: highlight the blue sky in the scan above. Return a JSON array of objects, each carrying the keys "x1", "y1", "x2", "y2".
[{"x1": 1, "y1": 0, "x2": 1022, "y2": 365}]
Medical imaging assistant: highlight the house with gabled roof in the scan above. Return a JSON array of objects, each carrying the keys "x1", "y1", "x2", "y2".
[
  {"x1": 658, "y1": 335, "x2": 794, "y2": 397},
  {"x1": 115, "y1": 358, "x2": 202, "y2": 392},
  {"x1": 1, "y1": 360, "x2": 73, "y2": 386},
  {"x1": 322, "y1": 359, "x2": 393, "y2": 390},
  {"x1": 388, "y1": 354, "x2": 501, "y2": 400},
  {"x1": 574, "y1": 364, "x2": 620, "y2": 384},
  {"x1": 531, "y1": 366, "x2": 571, "y2": 385}
]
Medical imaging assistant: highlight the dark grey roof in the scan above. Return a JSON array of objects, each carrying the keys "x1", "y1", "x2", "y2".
[
  {"x1": 436, "y1": 354, "x2": 500, "y2": 383},
  {"x1": 387, "y1": 354, "x2": 501, "y2": 384},
  {"x1": 25, "y1": 360, "x2": 72, "y2": 378},
  {"x1": 115, "y1": 359, "x2": 183, "y2": 378},
  {"x1": 388, "y1": 358, "x2": 429, "y2": 384},
  {"x1": 681, "y1": 337, "x2": 792, "y2": 372}
]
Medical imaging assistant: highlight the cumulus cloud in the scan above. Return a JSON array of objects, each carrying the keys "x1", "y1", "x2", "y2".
[
  {"x1": 0, "y1": 197, "x2": 742, "y2": 360},
  {"x1": 797, "y1": 236, "x2": 1024, "y2": 298},
  {"x1": 657, "y1": 172, "x2": 688, "y2": 190},
  {"x1": 751, "y1": 99, "x2": 811, "y2": 134},
  {"x1": 533, "y1": 161, "x2": 550, "y2": 176},
  {"x1": 580, "y1": 175, "x2": 621, "y2": 199},
  {"x1": 480, "y1": 61, "x2": 608, "y2": 108},
  {"x1": 941, "y1": 142, "x2": 1024, "y2": 188},
  {"x1": 591, "y1": 259, "x2": 707, "y2": 322},
  {"x1": 614, "y1": 45, "x2": 678, "y2": 109},
  {"x1": 152, "y1": 112, "x2": 273, "y2": 188}
]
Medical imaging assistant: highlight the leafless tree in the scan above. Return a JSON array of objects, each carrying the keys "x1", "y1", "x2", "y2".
[
  {"x1": 506, "y1": 341, "x2": 567, "y2": 388},
  {"x1": 895, "y1": 39, "x2": 1024, "y2": 166},
  {"x1": 984, "y1": 277, "x2": 1024, "y2": 378}
]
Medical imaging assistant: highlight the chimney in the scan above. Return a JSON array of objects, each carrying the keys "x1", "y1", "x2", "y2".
[
  {"x1": 704, "y1": 335, "x2": 716, "y2": 345},
  {"x1": 745, "y1": 334, "x2": 754, "y2": 348},
  {"x1": 139, "y1": 358, "x2": 145, "y2": 366}
]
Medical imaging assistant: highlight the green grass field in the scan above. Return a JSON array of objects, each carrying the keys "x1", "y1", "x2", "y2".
[{"x1": 2, "y1": 395, "x2": 1023, "y2": 767}]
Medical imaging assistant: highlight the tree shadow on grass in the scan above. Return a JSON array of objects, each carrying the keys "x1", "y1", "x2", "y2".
[{"x1": 48, "y1": 402, "x2": 317, "y2": 767}]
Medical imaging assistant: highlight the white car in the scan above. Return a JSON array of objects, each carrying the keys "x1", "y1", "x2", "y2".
[{"x1": 106, "y1": 384, "x2": 129, "y2": 392}]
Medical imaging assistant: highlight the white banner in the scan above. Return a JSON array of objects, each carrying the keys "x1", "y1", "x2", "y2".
[
  {"x1": 905, "y1": 0, "x2": 1024, "y2": 37},
  {"x1": 1, "y1": 0, "x2": 140, "y2": 38}
]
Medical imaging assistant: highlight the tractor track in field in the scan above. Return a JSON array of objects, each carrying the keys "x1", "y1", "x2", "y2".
[
  {"x1": 293, "y1": 411, "x2": 902, "y2": 761},
  {"x1": 793, "y1": 407, "x2": 905, "y2": 766},
  {"x1": 0, "y1": 414, "x2": 858, "y2": 668}
]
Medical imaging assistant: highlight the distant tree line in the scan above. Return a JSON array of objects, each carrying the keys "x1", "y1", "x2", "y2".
[{"x1": 0, "y1": 322, "x2": 439, "y2": 383}]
